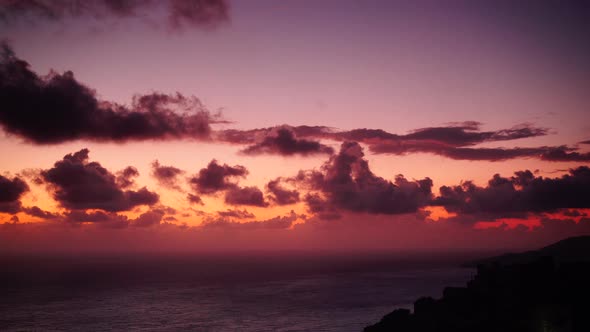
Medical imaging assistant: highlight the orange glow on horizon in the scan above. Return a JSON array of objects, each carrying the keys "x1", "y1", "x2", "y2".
[
  {"x1": 474, "y1": 217, "x2": 541, "y2": 230},
  {"x1": 423, "y1": 206, "x2": 457, "y2": 221}
]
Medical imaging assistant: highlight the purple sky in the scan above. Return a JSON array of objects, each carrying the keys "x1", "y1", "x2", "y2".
[{"x1": 1, "y1": 0, "x2": 589, "y2": 252}]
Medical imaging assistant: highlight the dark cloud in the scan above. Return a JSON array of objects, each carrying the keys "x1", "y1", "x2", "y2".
[
  {"x1": 240, "y1": 127, "x2": 334, "y2": 156},
  {"x1": 66, "y1": 210, "x2": 126, "y2": 223},
  {"x1": 0, "y1": 174, "x2": 28, "y2": 213},
  {"x1": 434, "y1": 166, "x2": 590, "y2": 217},
  {"x1": 370, "y1": 142, "x2": 590, "y2": 162},
  {"x1": 22, "y1": 206, "x2": 59, "y2": 219},
  {"x1": 0, "y1": 201, "x2": 23, "y2": 215},
  {"x1": 159, "y1": 206, "x2": 177, "y2": 215},
  {"x1": 331, "y1": 123, "x2": 552, "y2": 162},
  {"x1": 368, "y1": 142, "x2": 536, "y2": 160},
  {"x1": 187, "y1": 193, "x2": 203, "y2": 205},
  {"x1": 168, "y1": 0, "x2": 229, "y2": 30},
  {"x1": 439, "y1": 146, "x2": 547, "y2": 161},
  {"x1": 295, "y1": 141, "x2": 433, "y2": 215},
  {"x1": 116, "y1": 166, "x2": 139, "y2": 188},
  {"x1": 201, "y1": 211, "x2": 298, "y2": 231},
  {"x1": 563, "y1": 209, "x2": 587, "y2": 218},
  {"x1": 218, "y1": 123, "x2": 566, "y2": 162},
  {"x1": 580, "y1": 140, "x2": 590, "y2": 145},
  {"x1": 359, "y1": 124, "x2": 589, "y2": 162},
  {"x1": 253, "y1": 211, "x2": 299, "y2": 229},
  {"x1": 0, "y1": 0, "x2": 229, "y2": 30},
  {"x1": 266, "y1": 178, "x2": 300, "y2": 205},
  {"x1": 0, "y1": 44, "x2": 221, "y2": 144},
  {"x1": 303, "y1": 193, "x2": 330, "y2": 213},
  {"x1": 132, "y1": 209, "x2": 165, "y2": 227},
  {"x1": 64, "y1": 208, "x2": 167, "y2": 228},
  {"x1": 41, "y1": 149, "x2": 159, "y2": 212},
  {"x1": 1, "y1": 52, "x2": 569, "y2": 165},
  {"x1": 18, "y1": 170, "x2": 43, "y2": 186},
  {"x1": 319, "y1": 122, "x2": 547, "y2": 148},
  {"x1": 303, "y1": 193, "x2": 341, "y2": 220},
  {"x1": 224, "y1": 186, "x2": 268, "y2": 207},
  {"x1": 189, "y1": 160, "x2": 247, "y2": 194},
  {"x1": 0, "y1": 0, "x2": 142, "y2": 20},
  {"x1": 64, "y1": 209, "x2": 130, "y2": 229},
  {"x1": 539, "y1": 146, "x2": 590, "y2": 162},
  {"x1": 217, "y1": 208, "x2": 255, "y2": 219},
  {"x1": 0, "y1": 50, "x2": 575, "y2": 165},
  {"x1": 402, "y1": 122, "x2": 547, "y2": 147},
  {"x1": 151, "y1": 160, "x2": 184, "y2": 190},
  {"x1": 216, "y1": 125, "x2": 332, "y2": 145},
  {"x1": 329, "y1": 128, "x2": 398, "y2": 142},
  {"x1": 216, "y1": 128, "x2": 267, "y2": 145}
]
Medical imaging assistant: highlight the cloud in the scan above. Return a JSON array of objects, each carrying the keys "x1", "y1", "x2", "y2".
[
  {"x1": 580, "y1": 140, "x2": 590, "y2": 145},
  {"x1": 218, "y1": 123, "x2": 570, "y2": 162},
  {"x1": 433, "y1": 166, "x2": 590, "y2": 217},
  {"x1": 240, "y1": 127, "x2": 334, "y2": 156},
  {"x1": 3, "y1": 212, "x2": 590, "y2": 253},
  {"x1": 0, "y1": 43, "x2": 222, "y2": 144},
  {"x1": 0, "y1": 0, "x2": 142, "y2": 20},
  {"x1": 368, "y1": 142, "x2": 531, "y2": 161},
  {"x1": 539, "y1": 146, "x2": 590, "y2": 162},
  {"x1": 303, "y1": 193, "x2": 341, "y2": 220},
  {"x1": 330, "y1": 122, "x2": 569, "y2": 162},
  {"x1": 22, "y1": 206, "x2": 59, "y2": 219},
  {"x1": 369, "y1": 142, "x2": 590, "y2": 162},
  {"x1": 66, "y1": 209, "x2": 126, "y2": 223},
  {"x1": 266, "y1": 178, "x2": 300, "y2": 205},
  {"x1": 63, "y1": 209, "x2": 130, "y2": 229},
  {"x1": 151, "y1": 160, "x2": 184, "y2": 190},
  {"x1": 168, "y1": 0, "x2": 229, "y2": 30},
  {"x1": 563, "y1": 209, "x2": 588, "y2": 218},
  {"x1": 363, "y1": 123, "x2": 589, "y2": 162},
  {"x1": 63, "y1": 208, "x2": 168, "y2": 228},
  {"x1": 41, "y1": 148, "x2": 159, "y2": 212},
  {"x1": 116, "y1": 166, "x2": 139, "y2": 188},
  {"x1": 0, "y1": 174, "x2": 28, "y2": 213},
  {"x1": 188, "y1": 160, "x2": 247, "y2": 194},
  {"x1": 217, "y1": 208, "x2": 255, "y2": 219},
  {"x1": 1, "y1": 49, "x2": 574, "y2": 165},
  {"x1": 201, "y1": 211, "x2": 298, "y2": 231},
  {"x1": 0, "y1": 0, "x2": 230, "y2": 30},
  {"x1": 187, "y1": 193, "x2": 203, "y2": 205},
  {"x1": 402, "y1": 122, "x2": 548, "y2": 146},
  {"x1": 294, "y1": 141, "x2": 433, "y2": 215},
  {"x1": 322, "y1": 122, "x2": 547, "y2": 147},
  {"x1": 216, "y1": 125, "x2": 333, "y2": 145},
  {"x1": 132, "y1": 209, "x2": 165, "y2": 227},
  {"x1": 0, "y1": 51, "x2": 576, "y2": 165},
  {"x1": 17, "y1": 168, "x2": 43, "y2": 185},
  {"x1": 224, "y1": 186, "x2": 268, "y2": 207},
  {"x1": 236, "y1": 123, "x2": 589, "y2": 162}
]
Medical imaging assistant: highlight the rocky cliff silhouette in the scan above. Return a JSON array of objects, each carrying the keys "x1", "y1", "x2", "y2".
[{"x1": 364, "y1": 236, "x2": 590, "y2": 332}]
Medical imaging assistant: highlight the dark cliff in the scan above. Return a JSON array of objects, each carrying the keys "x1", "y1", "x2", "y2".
[{"x1": 364, "y1": 237, "x2": 590, "y2": 332}]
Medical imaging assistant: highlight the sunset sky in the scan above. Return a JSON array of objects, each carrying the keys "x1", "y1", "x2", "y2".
[{"x1": 1, "y1": 0, "x2": 589, "y2": 252}]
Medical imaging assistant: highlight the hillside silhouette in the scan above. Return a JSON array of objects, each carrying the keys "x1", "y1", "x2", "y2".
[
  {"x1": 364, "y1": 236, "x2": 590, "y2": 332},
  {"x1": 463, "y1": 235, "x2": 590, "y2": 267}
]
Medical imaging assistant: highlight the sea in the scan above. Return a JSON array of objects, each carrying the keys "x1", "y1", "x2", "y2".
[{"x1": 0, "y1": 252, "x2": 481, "y2": 331}]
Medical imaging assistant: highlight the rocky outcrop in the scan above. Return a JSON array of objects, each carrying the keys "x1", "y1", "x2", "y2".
[{"x1": 365, "y1": 237, "x2": 590, "y2": 332}]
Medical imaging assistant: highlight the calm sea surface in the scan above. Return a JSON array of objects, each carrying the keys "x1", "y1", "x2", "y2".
[{"x1": 0, "y1": 253, "x2": 479, "y2": 331}]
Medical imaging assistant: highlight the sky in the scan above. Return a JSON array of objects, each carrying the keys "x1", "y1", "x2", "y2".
[{"x1": 0, "y1": 0, "x2": 589, "y2": 252}]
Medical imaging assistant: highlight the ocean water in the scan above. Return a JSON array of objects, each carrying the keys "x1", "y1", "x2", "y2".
[{"x1": 0, "y1": 253, "x2": 477, "y2": 331}]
